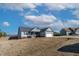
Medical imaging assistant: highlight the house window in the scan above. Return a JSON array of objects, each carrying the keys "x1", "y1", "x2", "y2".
[
  {"x1": 21, "y1": 32, "x2": 28, "y2": 35},
  {"x1": 24, "y1": 32, "x2": 26, "y2": 35}
]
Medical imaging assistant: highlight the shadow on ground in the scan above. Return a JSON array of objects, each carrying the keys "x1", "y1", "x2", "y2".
[
  {"x1": 58, "y1": 43, "x2": 79, "y2": 53},
  {"x1": 8, "y1": 36, "x2": 18, "y2": 40}
]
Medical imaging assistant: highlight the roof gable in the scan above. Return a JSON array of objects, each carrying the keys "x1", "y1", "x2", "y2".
[
  {"x1": 45, "y1": 28, "x2": 53, "y2": 32},
  {"x1": 19, "y1": 26, "x2": 33, "y2": 32},
  {"x1": 31, "y1": 27, "x2": 40, "y2": 32},
  {"x1": 63, "y1": 28, "x2": 73, "y2": 32},
  {"x1": 41, "y1": 27, "x2": 53, "y2": 32},
  {"x1": 19, "y1": 26, "x2": 53, "y2": 32}
]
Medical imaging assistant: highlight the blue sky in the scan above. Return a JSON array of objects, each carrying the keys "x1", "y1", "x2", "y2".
[{"x1": 0, "y1": 3, "x2": 79, "y2": 35}]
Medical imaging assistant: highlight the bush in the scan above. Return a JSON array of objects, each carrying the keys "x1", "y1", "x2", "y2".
[
  {"x1": 2, "y1": 32, "x2": 7, "y2": 36},
  {"x1": 0, "y1": 32, "x2": 2, "y2": 37},
  {"x1": 54, "y1": 32, "x2": 61, "y2": 36},
  {"x1": 0, "y1": 32, "x2": 7, "y2": 37}
]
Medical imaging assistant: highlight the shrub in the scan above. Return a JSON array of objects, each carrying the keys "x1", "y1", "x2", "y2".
[
  {"x1": 54, "y1": 32, "x2": 61, "y2": 36},
  {"x1": 0, "y1": 32, "x2": 2, "y2": 37},
  {"x1": 0, "y1": 32, "x2": 7, "y2": 37}
]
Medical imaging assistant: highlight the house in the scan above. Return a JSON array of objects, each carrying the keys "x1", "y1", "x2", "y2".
[
  {"x1": 31, "y1": 27, "x2": 41, "y2": 37},
  {"x1": 60, "y1": 28, "x2": 75, "y2": 36},
  {"x1": 18, "y1": 27, "x2": 32, "y2": 38},
  {"x1": 75, "y1": 28, "x2": 79, "y2": 35},
  {"x1": 18, "y1": 26, "x2": 53, "y2": 38},
  {"x1": 40, "y1": 28, "x2": 53, "y2": 37}
]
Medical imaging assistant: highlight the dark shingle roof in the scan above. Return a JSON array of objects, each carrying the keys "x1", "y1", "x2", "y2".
[
  {"x1": 75, "y1": 28, "x2": 79, "y2": 30},
  {"x1": 40, "y1": 28, "x2": 48, "y2": 32},
  {"x1": 62, "y1": 27, "x2": 76, "y2": 32},
  {"x1": 18, "y1": 26, "x2": 53, "y2": 32},
  {"x1": 40, "y1": 27, "x2": 53, "y2": 32},
  {"x1": 18, "y1": 26, "x2": 33, "y2": 32}
]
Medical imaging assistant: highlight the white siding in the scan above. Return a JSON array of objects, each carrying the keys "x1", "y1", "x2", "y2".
[
  {"x1": 66, "y1": 32, "x2": 71, "y2": 36},
  {"x1": 21, "y1": 32, "x2": 28, "y2": 37},
  {"x1": 32, "y1": 28, "x2": 40, "y2": 32},
  {"x1": 46, "y1": 28, "x2": 52, "y2": 32},
  {"x1": 45, "y1": 32, "x2": 53, "y2": 37},
  {"x1": 45, "y1": 28, "x2": 53, "y2": 37}
]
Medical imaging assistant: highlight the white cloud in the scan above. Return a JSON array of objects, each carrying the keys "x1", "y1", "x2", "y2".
[
  {"x1": 63, "y1": 20, "x2": 79, "y2": 28},
  {"x1": 24, "y1": 14, "x2": 57, "y2": 24},
  {"x1": 44, "y1": 3, "x2": 79, "y2": 11},
  {"x1": 1, "y1": 3, "x2": 38, "y2": 11},
  {"x1": 1, "y1": 3, "x2": 79, "y2": 12},
  {"x1": 49, "y1": 20, "x2": 65, "y2": 31},
  {"x1": 73, "y1": 10, "x2": 79, "y2": 18},
  {"x1": 67, "y1": 20, "x2": 79, "y2": 25},
  {"x1": 24, "y1": 14, "x2": 65, "y2": 31},
  {"x1": 44, "y1": 3, "x2": 66, "y2": 11},
  {"x1": 3, "y1": 22, "x2": 10, "y2": 27},
  {"x1": 44, "y1": 3, "x2": 79, "y2": 19},
  {"x1": 2, "y1": 3, "x2": 79, "y2": 18}
]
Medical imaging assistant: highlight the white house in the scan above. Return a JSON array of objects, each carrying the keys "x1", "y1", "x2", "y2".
[
  {"x1": 31, "y1": 27, "x2": 41, "y2": 37},
  {"x1": 40, "y1": 27, "x2": 53, "y2": 37},
  {"x1": 18, "y1": 26, "x2": 54, "y2": 38}
]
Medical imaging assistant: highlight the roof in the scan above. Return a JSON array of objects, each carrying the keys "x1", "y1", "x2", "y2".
[
  {"x1": 61, "y1": 27, "x2": 79, "y2": 32},
  {"x1": 75, "y1": 28, "x2": 79, "y2": 30},
  {"x1": 31, "y1": 27, "x2": 40, "y2": 32},
  {"x1": 41, "y1": 27, "x2": 53, "y2": 32},
  {"x1": 18, "y1": 26, "x2": 53, "y2": 32},
  {"x1": 63, "y1": 28, "x2": 71, "y2": 32},
  {"x1": 18, "y1": 26, "x2": 33, "y2": 32}
]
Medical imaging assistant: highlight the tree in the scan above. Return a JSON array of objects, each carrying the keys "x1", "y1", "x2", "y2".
[
  {"x1": 54, "y1": 32, "x2": 61, "y2": 36},
  {"x1": 0, "y1": 32, "x2": 2, "y2": 37},
  {"x1": 2, "y1": 32, "x2": 7, "y2": 36},
  {"x1": 0, "y1": 32, "x2": 7, "y2": 37},
  {"x1": 0, "y1": 28, "x2": 7, "y2": 37}
]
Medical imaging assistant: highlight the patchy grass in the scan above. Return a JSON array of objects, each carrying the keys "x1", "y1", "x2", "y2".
[{"x1": 0, "y1": 37, "x2": 78, "y2": 56}]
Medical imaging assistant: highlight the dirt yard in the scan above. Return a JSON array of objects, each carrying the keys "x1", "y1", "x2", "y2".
[{"x1": 0, "y1": 36, "x2": 79, "y2": 56}]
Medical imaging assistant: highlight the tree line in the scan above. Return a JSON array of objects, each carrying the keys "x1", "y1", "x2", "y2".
[{"x1": 0, "y1": 29, "x2": 7, "y2": 37}]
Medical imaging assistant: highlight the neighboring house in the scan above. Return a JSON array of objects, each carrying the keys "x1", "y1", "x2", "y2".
[
  {"x1": 60, "y1": 28, "x2": 75, "y2": 36},
  {"x1": 18, "y1": 26, "x2": 53, "y2": 38},
  {"x1": 75, "y1": 28, "x2": 79, "y2": 35}
]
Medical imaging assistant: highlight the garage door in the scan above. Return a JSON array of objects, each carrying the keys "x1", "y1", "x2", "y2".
[{"x1": 45, "y1": 32, "x2": 53, "y2": 37}]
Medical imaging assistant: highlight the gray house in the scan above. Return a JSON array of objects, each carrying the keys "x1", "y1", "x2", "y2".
[
  {"x1": 60, "y1": 28, "x2": 75, "y2": 36},
  {"x1": 59, "y1": 27, "x2": 79, "y2": 36},
  {"x1": 75, "y1": 28, "x2": 79, "y2": 35},
  {"x1": 18, "y1": 27, "x2": 53, "y2": 38}
]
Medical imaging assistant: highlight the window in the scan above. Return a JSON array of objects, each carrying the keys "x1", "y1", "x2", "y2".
[
  {"x1": 24, "y1": 32, "x2": 26, "y2": 35},
  {"x1": 21, "y1": 32, "x2": 28, "y2": 35}
]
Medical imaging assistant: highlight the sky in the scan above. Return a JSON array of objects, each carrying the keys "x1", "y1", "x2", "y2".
[{"x1": 0, "y1": 3, "x2": 79, "y2": 35}]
